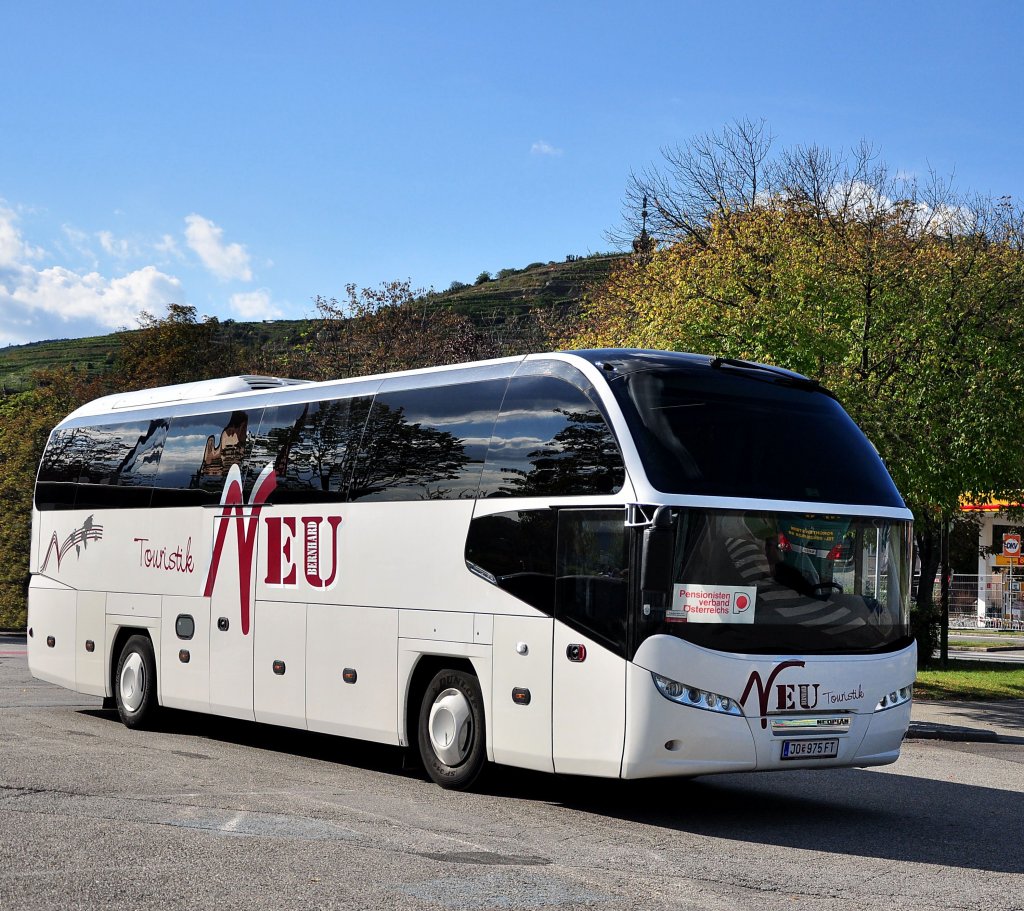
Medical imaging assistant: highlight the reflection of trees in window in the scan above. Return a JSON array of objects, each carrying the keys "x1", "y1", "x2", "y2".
[
  {"x1": 248, "y1": 399, "x2": 367, "y2": 500},
  {"x1": 38, "y1": 428, "x2": 85, "y2": 483},
  {"x1": 350, "y1": 403, "x2": 472, "y2": 502},
  {"x1": 517, "y1": 408, "x2": 623, "y2": 497},
  {"x1": 485, "y1": 408, "x2": 624, "y2": 498}
]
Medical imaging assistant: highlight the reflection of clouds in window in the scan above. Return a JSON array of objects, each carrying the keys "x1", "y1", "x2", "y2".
[{"x1": 155, "y1": 416, "x2": 251, "y2": 489}]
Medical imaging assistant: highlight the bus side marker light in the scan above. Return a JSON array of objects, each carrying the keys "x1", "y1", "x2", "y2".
[
  {"x1": 46, "y1": 636, "x2": 55, "y2": 648},
  {"x1": 512, "y1": 688, "x2": 531, "y2": 706},
  {"x1": 273, "y1": 660, "x2": 286, "y2": 676},
  {"x1": 343, "y1": 668, "x2": 357, "y2": 684},
  {"x1": 566, "y1": 644, "x2": 587, "y2": 663},
  {"x1": 85, "y1": 640, "x2": 95, "y2": 653},
  {"x1": 179, "y1": 650, "x2": 190, "y2": 664}
]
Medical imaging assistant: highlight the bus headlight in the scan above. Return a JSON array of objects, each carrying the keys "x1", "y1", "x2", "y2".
[
  {"x1": 651, "y1": 673, "x2": 744, "y2": 716},
  {"x1": 874, "y1": 685, "x2": 913, "y2": 712}
]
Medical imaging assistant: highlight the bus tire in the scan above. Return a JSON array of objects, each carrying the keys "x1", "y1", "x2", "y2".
[
  {"x1": 417, "y1": 668, "x2": 486, "y2": 790},
  {"x1": 115, "y1": 634, "x2": 158, "y2": 729}
]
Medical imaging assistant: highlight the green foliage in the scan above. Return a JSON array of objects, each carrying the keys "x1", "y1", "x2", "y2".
[
  {"x1": 915, "y1": 661, "x2": 1024, "y2": 700},
  {"x1": 116, "y1": 303, "x2": 247, "y2": 387},
  {"x1": 0, "y1": 369, "x2": 113, "y2": 626},
  {"x1": 475, "y1": 271, "x2": 492, "y2": 284}
]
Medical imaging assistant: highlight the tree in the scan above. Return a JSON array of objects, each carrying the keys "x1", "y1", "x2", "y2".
[
  {"x1": 295, "y1": 281, "x2": 484, "y2": 382},
  {"x1": 573, "y1": 124, "x2": 1024, "y2": 664},
  {"x1": 0, "y1": 369, "x2": 112, "y2": 626},
  {"x1": 116, "y1": 303, "x2": 246, "y2": 388}
]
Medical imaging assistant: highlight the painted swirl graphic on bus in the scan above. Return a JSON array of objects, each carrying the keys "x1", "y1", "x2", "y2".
[{"x1": 40, "y1": 515, "x2": 104, "y2": 573}]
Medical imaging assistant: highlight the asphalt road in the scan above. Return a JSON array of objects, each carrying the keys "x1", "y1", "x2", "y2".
[
  {"x1": 942, "y1": 648, "x2": 1024, "y2": 664},
  {"x1": 2, "y1": 636, "x2": 1023, "y2": 911}
]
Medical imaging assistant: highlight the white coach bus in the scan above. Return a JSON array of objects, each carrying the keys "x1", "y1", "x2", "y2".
[{"x1": 27, "y1": 349, "x2": 915, "y2": 789}]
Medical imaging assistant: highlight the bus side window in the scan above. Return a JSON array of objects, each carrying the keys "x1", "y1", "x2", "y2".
[
  {"x1": 151, "y1": 410, "x2": 258, "y2": 506},
  {"x1": 35, "y1": 428, "x2": 84, "y2": 510},
  {"x1": 555, "y1": 509, "x2": 629, "y2": 655},
  {"x1": 246, "y1": 398, "x2": 370, "y2": 503},
  {"x1": 465, "y1": 509, "x2": 557, "y2": 614},
  {"x1": 349, "y1": 380, "x2": 505, "y2": 502},
  {"x1": 75, "y1": 420, "x2": 166, "y2": 509},
  {"x1": 479, "y1": 375, "x2": 624, "y2": 499}
]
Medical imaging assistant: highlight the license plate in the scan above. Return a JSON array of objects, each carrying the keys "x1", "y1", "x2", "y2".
[{"x1": 781, "y1": 738, "x2": 839, "y2": 760}]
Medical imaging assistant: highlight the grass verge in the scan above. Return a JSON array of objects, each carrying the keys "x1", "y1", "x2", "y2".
[{"x1": 914, "y1": 661, "x2": 1024, "y2": 700}]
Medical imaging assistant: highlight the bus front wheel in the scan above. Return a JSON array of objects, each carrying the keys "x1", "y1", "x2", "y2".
[
  {"x1": 417, "y1": 669, "x2": 486, "y2": 790},
  {"x1": 115, "y1": 634, "x2": 158, "y2": 729}
]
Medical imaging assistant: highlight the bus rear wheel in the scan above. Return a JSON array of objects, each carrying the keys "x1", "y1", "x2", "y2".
[
  {"x1": 417, "y1": 669, "x2": 486, "y2": 790},
  {"x1": 115, "y1": 634, "x2": 158, "y2": 729}
]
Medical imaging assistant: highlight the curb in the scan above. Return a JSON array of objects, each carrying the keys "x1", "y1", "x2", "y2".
[{"x1": 907, "y1": 722, "x2": 998, "y2": 743}]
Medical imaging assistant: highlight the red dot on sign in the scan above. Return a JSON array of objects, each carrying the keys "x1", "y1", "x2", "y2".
[{"x1": 736, "y1": 595, "x2": 749, "y2": 611}]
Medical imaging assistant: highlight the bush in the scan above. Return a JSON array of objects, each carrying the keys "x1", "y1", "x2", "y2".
[{"x1": 475, "y1": 271, "x2": 492, "y2": 285}]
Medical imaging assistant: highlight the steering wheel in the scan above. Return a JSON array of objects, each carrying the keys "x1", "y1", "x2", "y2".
[{"x1": 810, "y1": 581, "x2": 843, "y2": 597}]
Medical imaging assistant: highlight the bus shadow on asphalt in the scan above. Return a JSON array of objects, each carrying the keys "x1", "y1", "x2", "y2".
[
  {"x1": 82, "y1": 705, "x2": 1023, "y2": 875},
  {"x1": 488, "y1": 767, "x2": 1024, "y2": 876}
]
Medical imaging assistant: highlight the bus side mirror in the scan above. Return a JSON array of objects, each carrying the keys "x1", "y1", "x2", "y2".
[{"x1": 641, "y1": 507, "x2": 674, "y2": 599}]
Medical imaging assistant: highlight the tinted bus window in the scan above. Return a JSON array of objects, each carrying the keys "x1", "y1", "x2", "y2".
[
  {"x1": 465, "y1": 509, "x2": 557, "y2": 614},
  {"x1": 246, "y1": 397, "x2": 371, "y2": 503},
  {"x1": 609, "y1": 368, "x2": 904, "y2": 507},
  {"x1": 556, "y1": 509, "x2": 629, "y2": 655},
  {"x1": 479, "y1": 375, "x2": 624, "y2": 498},
  {"x1": 76, "y1": 420, "x2": 167, "y2": 509},
  {"x1": 152, "y1": 411, "x2": 256, "y2": 506},
  {"x1": 350, "y1": 380, "x2": 505, "y2": 502},
  {"x1": 36, "y1": 428, "x2": 87, "y2": 510},
  {"x1": 36, "y1": 421, "x2": 166, "y2": 510}
]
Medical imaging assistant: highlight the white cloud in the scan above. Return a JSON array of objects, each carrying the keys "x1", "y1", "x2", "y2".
[
  {"x1": 229, "y1": 289, "x2": 283, "y2": 320},
  {"x1": 0, "y1": 207, "x2": 184, "y2": 346},
  {"x1": 184, "y1": 214, "x2": 253, "y2": 282},
  {"x1": 60, "y1": 223, "x2": 95, "y2": 263},
  {"x1": 530, "y1": 140, "x2": 563, "y2": 157},
  {"x1": 0, "y1": 203, "x2": 44, "y2": 267},
  {"x1": 154, "y1": 233, "x2": 182, "y2": 258},
  {"x1": 97, "y1": 230, "x2": 134, "y2": 259}
]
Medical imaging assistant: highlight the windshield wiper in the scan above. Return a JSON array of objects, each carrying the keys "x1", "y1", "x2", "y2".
[{"x1": 708, "y1": 356, "x2": 832, "y2": 396}]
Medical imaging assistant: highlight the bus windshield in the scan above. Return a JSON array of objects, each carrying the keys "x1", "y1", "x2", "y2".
[
  {"x1": 638, "y1": 509, "x2": 913, "y2": 655},
  {"x1": 609, "y1": 366, "x2": 905, "y2": 507}
]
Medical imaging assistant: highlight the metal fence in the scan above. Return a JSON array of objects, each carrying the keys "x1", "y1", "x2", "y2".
[{"x1": 932, "y1": 572, "x2": 1024, "y2": 629}]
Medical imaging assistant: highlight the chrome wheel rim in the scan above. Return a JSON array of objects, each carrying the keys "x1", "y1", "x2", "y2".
[
  {"x1": 119, "y1": 651, "x2": 146, "y2": 713},
  {"x1": 428, "y1": 687, "x2": 473, "y2": 766}
]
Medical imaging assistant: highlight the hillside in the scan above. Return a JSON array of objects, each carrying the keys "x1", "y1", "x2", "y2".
[{"x1": 0, "y1": 253, "x2": 624, "y2": 391}]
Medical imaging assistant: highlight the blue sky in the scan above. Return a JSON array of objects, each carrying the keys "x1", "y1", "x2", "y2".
[{"x1": 1, "y1": 1, "x2": 1022, "y2": 346}]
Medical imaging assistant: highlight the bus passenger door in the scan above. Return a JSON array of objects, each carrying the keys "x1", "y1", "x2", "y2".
[
  {"x1": 552, "y1": 509, "x2": 629, "y2": 777},
  {"x1": 208, "y1": 514, "x2": 256, "y2": 721}
]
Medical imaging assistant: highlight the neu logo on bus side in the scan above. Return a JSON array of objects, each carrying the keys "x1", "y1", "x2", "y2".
[{"x1": 203, "y1": 464, "x2": 342, "y2": 635}]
